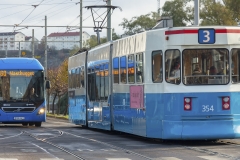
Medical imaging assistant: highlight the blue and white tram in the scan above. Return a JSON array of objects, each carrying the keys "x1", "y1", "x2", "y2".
[{"x1": 68, "y1": 26, "x2": 240, "y2": 139}]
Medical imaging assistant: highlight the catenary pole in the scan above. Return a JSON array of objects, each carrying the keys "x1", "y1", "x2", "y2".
[
  {"x1": 194, "y1": 0, "x2": 199, "y2": 26},
  {"x1": 80, "y1": 0, "x2": 83, "y2": 48},
  {"x1": 45, "y1": 16, "x2": 47, "y2": 79},
  {"x1": 32, "y1": 29, "x2": 34, "y2": 58},
  {"x1": 107, "y1": 0, "x2": 112, "y2": 41}
]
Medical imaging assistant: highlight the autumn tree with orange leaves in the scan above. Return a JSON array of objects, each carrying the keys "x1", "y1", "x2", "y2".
[{"x1": 47, "y1": 59, "x2": 68, "y2": 114}]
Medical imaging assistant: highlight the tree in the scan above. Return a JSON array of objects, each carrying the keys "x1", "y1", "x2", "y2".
[
  {"x1": 200, "y1": 0, "x2": 236, "y2": 25},
  {"x1": 119, "y1": 12, "x2": 159, "y2": 35},
  {"x1": 161, "y1": 0, "x2": 193, "y2": 27}
]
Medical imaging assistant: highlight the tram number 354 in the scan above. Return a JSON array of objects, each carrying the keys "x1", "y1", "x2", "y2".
[{"x1": 202, "y1": 105, "x2": 214, "y2": 112}]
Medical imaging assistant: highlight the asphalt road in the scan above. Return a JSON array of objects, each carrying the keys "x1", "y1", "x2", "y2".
[{"x1": 0, "y1": 117, "x2": 239, "y2": 160}]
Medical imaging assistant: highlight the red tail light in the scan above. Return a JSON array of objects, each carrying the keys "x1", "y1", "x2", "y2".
[
  {"x1": 184, "y1": 97, "x2": 192, "y2": 111},
  {"x1": 222, "y1": 96, "x2": 230, "y2": 110}
]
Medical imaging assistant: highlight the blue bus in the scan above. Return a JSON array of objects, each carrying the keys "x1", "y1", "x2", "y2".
[
  {"x1": 0, "y1": 58, "x2": 50, "y2": 127},
  {"x1": 68, "y1": 26, "x2": 240, "y2": 140}
]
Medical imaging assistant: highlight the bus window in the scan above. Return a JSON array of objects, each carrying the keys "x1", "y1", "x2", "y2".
[
  {"x1": 183, "y1": 49, "x2": 229, "y2": 85},
  {"x1": 232, "y1": 49, "x2": 240, "y2": 83},
  {"x1": 128, "y1": 55, "x2": 135, "y2": 83},
  {"x1": 71, "y1": 69, "x2": 76, "y2": 88},
  {"x1": 113, "y1": 57, "x2": 119, "y2": 83},
  {"x1": 165, "y1": 50, "x2": 181, "y2": 84},
  {"x1": 152, "y1": 50, "x2": 163, "y2": 83},
  {"x1": 120, "y1": 56, "x2": 127, "y2": 83},
  {"x1": 76, "y1": 68, "x2": 80, "y2": 88},
  {"x1": 136, "y1": 53, "x2": 143, "y2": 83}
]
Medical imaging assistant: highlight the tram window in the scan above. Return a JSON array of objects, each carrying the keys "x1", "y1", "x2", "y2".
[
  {"x1": 104, "y1": 63, "x2": 109, "y2": 100},
  {"x1": 80, "y1": 66, "x2": 84, "y2": 88},
  {"x1": 71, "y1": 69, "x2": 76, "y2": 88},
  {"x1": 88, "y1": 73, "x2": 96, "y2": 101},
  {"x1": 165, "y1": 50, "x2": 181, "y2": 84},
  {"x1": 76, "y1": 68, "x2": 80, "y2": 88},
  {"x1": 120, "y1": 56, "x2": 127, "y2": 83},
  {"x1": 152, "y1": 50, "x2": 163, "y2": 83},
  {"x1": 100, "y1": 64, "x2": 105, "y2": 100},
  {"x1": 95, "y1": 65, "x2": 100, "y2": 101},
  {"x1": 128, "y1": 54, "x2": 135, "y2": 83},
  {"x1": 68, "y1": 70, "x2": 72, "y2": 88},
  {"x1": 113, "y1": 57, "x2": 119, "y2": 83},
  {"x1": 231, "y1": 49, "x2": 240, "y2": 83},
  {"x1": 136, "y1": 53, "x2": 143, "y2": 83},
  {"x1": 183, "y1": 49, "x2": 229, "y2": 85}
]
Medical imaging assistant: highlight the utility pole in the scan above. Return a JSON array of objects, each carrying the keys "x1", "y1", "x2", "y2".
[
  {"x1": 157, "y1": 0, "x2": 160, "y2": 16},
  {"x1": 32, "y1": 29, "x2": 34, "y2": 57},
  {"x1": 45, "y1": 16, "x2": 47, "y2": 78},
  {"x1": 80, "y1": 0, "x2": 83, "y2": 48},
  {"x1": 107, "y1": 0, "x2": 112, "y2": 41},
  {"x1": 194, "y1": 0, "x2": 199, "y2": 26}
]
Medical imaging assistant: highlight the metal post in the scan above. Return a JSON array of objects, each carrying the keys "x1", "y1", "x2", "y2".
[
  {"x1": 80, "y1": 0, "x2": 83, "y2": 48},
  {"x1": 194, "y1": 0, "x2": 199, "y2": 26},
  {"x1": 32, "y1": 29, "x2": 35, "y2": 58},
  {"x1": 45, "y1": 16, "x2": 47, "y2": 78},
  {"x1": 107, "y1": 0, "x2": 112, "y2": 41},
  {"x1": 19, "y1": 42, "x2": 21, "y2": 57}
]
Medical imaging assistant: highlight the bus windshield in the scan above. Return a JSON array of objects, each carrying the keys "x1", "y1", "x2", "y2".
[
  {"x1": 0, "y1": 70, "x2": 44, "y2": 102},
  {"x1": 183, "y1": 49, "x2": 229, "y2": 85}
]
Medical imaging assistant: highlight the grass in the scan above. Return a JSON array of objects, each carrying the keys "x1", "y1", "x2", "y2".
[{"x1": 46, "y1": 113, "x2": 69, "y2": 120}]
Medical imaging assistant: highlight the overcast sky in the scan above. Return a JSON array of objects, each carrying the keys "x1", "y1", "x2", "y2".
[{"x1": 0, "y1": 0, "x2": 166, "y2": 40}]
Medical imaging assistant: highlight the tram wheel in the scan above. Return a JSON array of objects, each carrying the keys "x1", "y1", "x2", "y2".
[
  {"x1": 29, "y1": 123, "x2": 34, "y2": 126},
  {"x1": 35, "y1": 122, "x2": 42, "y2": 127},
  {"x1": 22, "y1": 123, "x2": 28, "y2": 126}
]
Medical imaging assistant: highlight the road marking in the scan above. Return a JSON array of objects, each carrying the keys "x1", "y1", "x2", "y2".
[
  {"x1": 159, "y1": 157, "x2": 182, "y2": 160},
  {"x1": 0, "y1": 159, "x2": 18, "y2": 160},
  {"x1": 40, "y1": 159, "x2": 64, "y2": 160},
  {"x1": 20, "y1": 149, "x2": 37, "y2": 152},
  {"x1": 77, "y1": 149, "x2": 93, "y2": 151},
  {"x1": 198, "y1": 156, "x2": 229, "y2": 160},
  {"x1": 34, "y1": 133, "x2": 54, "y2": 136},
  {"x1": 106, "y1": 159, "x2": 131, "y2": 160}
]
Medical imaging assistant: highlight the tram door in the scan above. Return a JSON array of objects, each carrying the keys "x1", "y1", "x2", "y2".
[{"x1": 87, "y1": 63, "x2": 111, "y2": 130}]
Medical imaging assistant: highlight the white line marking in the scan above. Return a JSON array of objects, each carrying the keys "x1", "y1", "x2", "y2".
[
  {"x1": 106, "y1": 159, "x2": 131, "y2": 160},
  {"x1": 0, "y1": 159, "x2": 18, "y2": 160},
  {"x1": 160, "y1": 157, "x2": 183, "y2": 160},
  {"x1": 198, "y1": 156, "x2": 229, "y2": 160}
]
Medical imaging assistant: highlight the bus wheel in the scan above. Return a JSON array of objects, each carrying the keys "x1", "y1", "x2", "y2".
[
  {"x1": 29, "y1": 123, "x2": 34, "y2": 126},
  {"x1": 22, "y1": 123, "x2": 28, "y2": 126},
  {"x1": 35, "y1": 122, "x2": 42, "y2": 127}
]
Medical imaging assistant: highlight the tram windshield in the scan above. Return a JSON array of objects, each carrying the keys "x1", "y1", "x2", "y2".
[
  {"x1": 183, "y1": 49, "x2": 229, "y2": 85},
  {"x1": 0, "y1": 70, "x2": 44, "y2": 102}
]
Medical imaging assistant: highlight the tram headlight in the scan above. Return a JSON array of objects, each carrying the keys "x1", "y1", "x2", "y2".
[
  {"x1": 38, "y1": 108, "x2": 45, "y2": 115},
  {"x1": 222, "y1": 96, "x2": 230, "y2": 110}
]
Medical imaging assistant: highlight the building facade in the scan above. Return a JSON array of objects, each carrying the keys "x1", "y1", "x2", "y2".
[
  {"x1": 47, "y1": 31, "x2": 90, "y2": 50},
  {"x1": 0, "y1": 32, "x2": 26, "y2": 51}
]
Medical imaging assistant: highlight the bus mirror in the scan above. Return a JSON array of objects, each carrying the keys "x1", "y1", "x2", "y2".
[{"x1": 46, "y1": 80, "x2": 51, "y2": 89}]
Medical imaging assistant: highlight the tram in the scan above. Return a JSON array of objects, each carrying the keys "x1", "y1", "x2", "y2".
[{"x1": 68, "y1": 26, "x2": 240, "y2": 139}]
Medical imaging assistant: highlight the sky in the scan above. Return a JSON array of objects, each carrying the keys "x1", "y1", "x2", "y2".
[{"x1": 0, "y1": 0, "x2": 166, "y2": 40}]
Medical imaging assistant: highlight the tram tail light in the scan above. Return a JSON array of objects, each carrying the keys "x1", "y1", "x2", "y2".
[
  {"x1": 184, "y1": 97, "x2": 192, "y2": 111},
  {"x1": 222, "y1": 96, "x2": 230, "y2": 110}
]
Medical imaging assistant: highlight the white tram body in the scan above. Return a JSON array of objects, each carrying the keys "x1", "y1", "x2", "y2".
[{"x1": 68, "y1": 26, "x2": 240, "y2": 139}]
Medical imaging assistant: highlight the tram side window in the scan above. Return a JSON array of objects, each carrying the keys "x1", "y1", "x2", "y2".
[
  {"x1": 104, "y1": 63, "x2": 109, "y2": 100},
  {"x1": 165, "y1": 50, "x2": 181, "y2": 84},
  {"x1": 113, "y1": 57, "x2": 119, "y2": 83},
  {"x1": 128, "y1": 54, "x2": 135, "y2": 83},
  {"x1": 100, "y1": 64, "x2": 105, "y2": 100},
  {"x1": 71, "y1": 69, "x2": 76, "y2": 88},
  {"x1": 76, "y1": 68, "x2": 80, "y2": 88},
  {"x1": 232, "y1": 49, "x2": 240, "y2": 83},
  {"x1": 80, "y1": 66, "x2": 84, "y2": 88},
  {"x1": 152, "y1": 50, "x2": 163, "y2": 83},
  {"x1": 120, "y1": 56, "x2": 127, "y2": 83},
  {"x1": 95, "y1": 65, "x2": 100, "y2": 101},
  {"x1": 68, "y1": 70, "x2": 72, "y2": 88},
  {"x1": 136, "y1": 53, "x2": 143, "y2": 83},
  {"x1": 88, "y1": 67, "x2": 96, "y2": 101}
]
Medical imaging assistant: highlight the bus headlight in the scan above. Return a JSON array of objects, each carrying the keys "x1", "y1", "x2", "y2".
[{"x1": 38, "y1": 108, "x2": 45, "y2": 115}]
